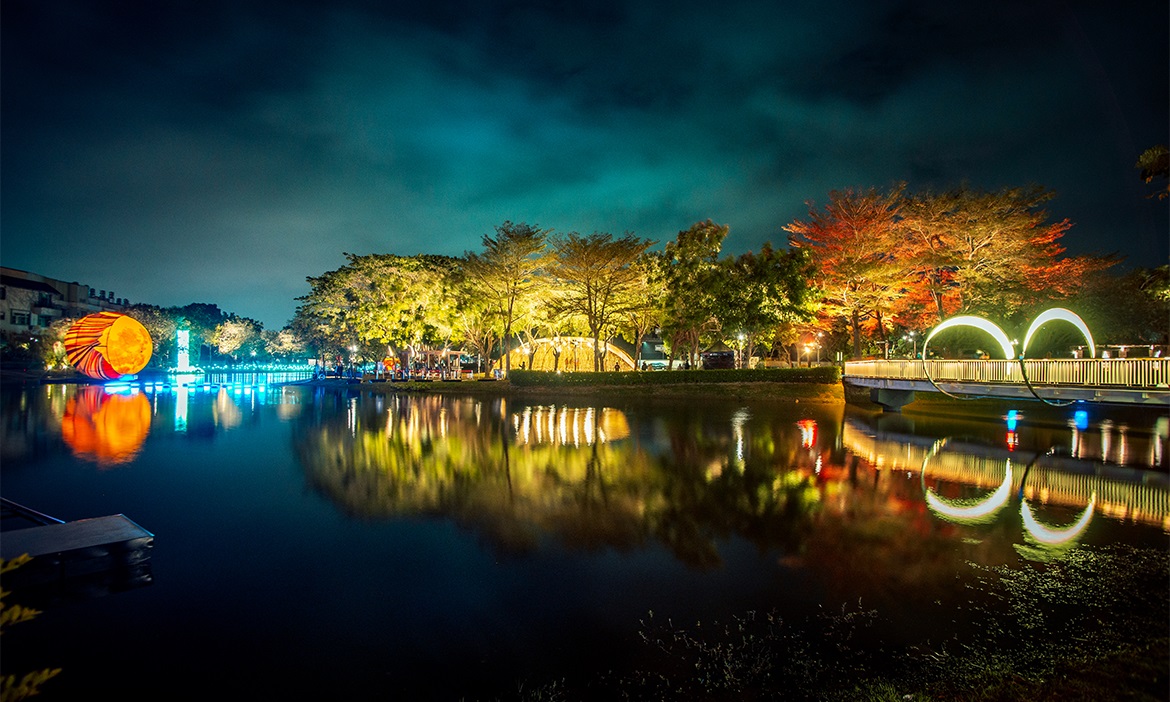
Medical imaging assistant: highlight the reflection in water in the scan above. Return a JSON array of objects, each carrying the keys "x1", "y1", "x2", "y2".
[
  {"x1": 61, "y1": 386, "x2": 151, "y2": 466},
  {"x1": 293, "y1": 392, "x2": 837, "y2": 568},
  {"x1": 845, "y1": 418, "x2": 1170, "y2": 541},
  {"x1": 7, "y1": 383, "x2": 1168, "y2": 573},
  {"x1": 291, "y1": 390, "x2": 1170, "y2": 581},
  {"x1": 1020, "y1": 494, "x2": 1095, "y2": 545}
]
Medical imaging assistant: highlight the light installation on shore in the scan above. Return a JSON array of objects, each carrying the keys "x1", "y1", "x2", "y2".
[
  {"x1": 920, "y1": 308, "x2": 1096, "y2": 406},
  {"x1": 176, "y1": 329, "x2": 192, "y2": 372},
  {"x1": 64, "y1": 311, "x2": 153, "y2": 380}
]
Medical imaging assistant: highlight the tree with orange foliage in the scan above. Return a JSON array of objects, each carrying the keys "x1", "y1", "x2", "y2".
[
  {"x1": 897, "y1": 185, "x2": 1113, "y2": 327},
  {"x1": 784, "y1": 185, "x2": 908, "y2": 358}
]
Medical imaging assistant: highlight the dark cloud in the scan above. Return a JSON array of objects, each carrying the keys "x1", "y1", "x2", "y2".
[{"x1": 2, "y1": 0, "x2": 1165, "y2": 328}]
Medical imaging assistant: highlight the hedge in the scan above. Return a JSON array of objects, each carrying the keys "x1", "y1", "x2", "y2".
[{"x1": 507, "y1": 366, "x2": 840, "y2": 387}]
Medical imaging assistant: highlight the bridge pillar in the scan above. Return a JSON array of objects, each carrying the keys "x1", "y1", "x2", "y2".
[{"x1": 870, "y1": 388, "x2": 916, "y2": 412}]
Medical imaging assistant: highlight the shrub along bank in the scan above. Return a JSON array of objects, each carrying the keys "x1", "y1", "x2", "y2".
[{"x1": 507, "y1": 366, "x2": 840, "y2": 387}]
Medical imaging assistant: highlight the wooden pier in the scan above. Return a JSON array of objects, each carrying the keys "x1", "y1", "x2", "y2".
[{"x1": 1, "y1": 499, "x2": 153, "y2": 597}]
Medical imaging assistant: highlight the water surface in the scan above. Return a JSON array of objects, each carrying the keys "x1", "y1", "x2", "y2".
[{"x1": 1, "y1": 380, "x2": 1166, "y2": 700}]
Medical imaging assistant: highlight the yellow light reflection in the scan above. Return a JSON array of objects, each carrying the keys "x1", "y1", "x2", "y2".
[
  {"x1": 924, "y1": 464, "x2": 1013, "y2": 523},
  {"x1": 1020, "y1": 494, "x2": 1096, "y2": 545}
]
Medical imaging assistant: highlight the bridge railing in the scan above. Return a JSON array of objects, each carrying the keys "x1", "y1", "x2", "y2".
[{"x1": 845, "y1": 358, "x2": 1170, "y2": 389}]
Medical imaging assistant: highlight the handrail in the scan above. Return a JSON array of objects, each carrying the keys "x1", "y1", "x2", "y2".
[{"x1": 844, "y1": 358, "x2": 1170, "y2": 389}]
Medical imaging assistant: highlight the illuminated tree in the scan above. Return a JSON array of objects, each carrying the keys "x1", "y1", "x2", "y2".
[
  {"x1": 461, "y1": 221, "x2": 550, "y2": 373},
  {"x1": 617, "y1": 251, "x2": 667, "y2": 369},
  {"x1": 661, "y1": 220, "x2": 728, "y2": 366},
  {"x1": 1137, "y1": 144, "x2": 1169, "y2": 200},
  {"x1": 212, "y1": 317, "x2": 262, "y2": 360},
  {"x1": 898, "y1": 185, "x2": 1112, "y2": 326},
  {"x1": 453, "y1": 284, "x2": 499, "y2": 373},
  {"x1": 715, "y1": 243, "x2": 816, "y2": 366},
  {"x1": 263, "y1": 328, "x2": 305, "y2": 359},
  {"x1": 296, "y1": 253, "x2": 458, "y2": 360},
  {"x1": 784, "y1": 187, "x2": 907, "y2": 358},
  {"x1": 546, "y1": 231, "x2": 654, "y2": 371}
]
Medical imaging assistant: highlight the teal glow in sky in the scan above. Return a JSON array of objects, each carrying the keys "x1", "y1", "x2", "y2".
[{"x1": 2, "y1": 0, "x2": 1166, "y2": 328}]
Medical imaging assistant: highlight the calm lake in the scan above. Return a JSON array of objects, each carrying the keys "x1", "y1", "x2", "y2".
[{"x1": 1, "y1": 378, "x2": 1167, "y2": 700}]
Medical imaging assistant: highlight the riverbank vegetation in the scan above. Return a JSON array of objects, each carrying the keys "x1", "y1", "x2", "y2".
[
  {"x1": 489, "y1": 544, "x2": 1169, "y2": 701},
  {"x1": 7, "y1": 181, "x2": 1165, "y2": 378}
]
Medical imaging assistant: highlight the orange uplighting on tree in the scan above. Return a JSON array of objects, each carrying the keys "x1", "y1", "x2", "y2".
[{"x1": 63, "y1": 312, "x2": 153, "y2": 380}]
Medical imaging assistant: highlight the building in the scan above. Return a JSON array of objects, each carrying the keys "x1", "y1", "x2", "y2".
[{"x1": 1, "y1": 266, "x2": 128, "y2": 341}]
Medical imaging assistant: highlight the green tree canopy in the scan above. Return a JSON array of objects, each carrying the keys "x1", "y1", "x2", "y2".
[
  {"x1": 661, "y1": 220, "x2": 728, "y2": 364},
  {"x1": 715, "y1": 243, "x2": 816, "y2": 366},
  {"x1": 461, "y1": 221, "x2": 551, "y2": 373},
  {"x1": 545, "y1": 231, "x2": 654, "y2": 371},
  {"x1": 295, "y1": 253, "x2": 459, "y2": 357}
]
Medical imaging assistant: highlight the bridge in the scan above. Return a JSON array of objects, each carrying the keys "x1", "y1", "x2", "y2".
[{"x1": 844, "y1": 358, "x2": 1170, "y2": 411}]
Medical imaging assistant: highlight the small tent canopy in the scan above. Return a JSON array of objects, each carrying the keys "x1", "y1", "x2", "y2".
[{"x1": 700, "y1": 340, "x2": 736, "y2": 369}]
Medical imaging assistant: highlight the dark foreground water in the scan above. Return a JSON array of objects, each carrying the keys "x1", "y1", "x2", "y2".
[{"x1": 1, "y1": 379, "x2": 1167, "y2": 700}]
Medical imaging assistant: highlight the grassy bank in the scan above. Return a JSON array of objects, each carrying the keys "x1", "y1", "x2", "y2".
[{"x1": 340, "y1": 367, "x2": 845, "y2": 404}]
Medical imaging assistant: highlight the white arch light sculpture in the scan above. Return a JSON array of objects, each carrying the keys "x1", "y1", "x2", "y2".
[{"x1": 920, "y1": 308, "x2": 1096, "y2": 407}]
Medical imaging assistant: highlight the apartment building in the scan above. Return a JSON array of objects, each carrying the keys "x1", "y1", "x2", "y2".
[{"x1": 0, "y1": 266, "x2": 128, "y2": 340}]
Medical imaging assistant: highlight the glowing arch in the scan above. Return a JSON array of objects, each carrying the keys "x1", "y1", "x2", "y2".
[
  {"x1": 922, "y1": 315, "x2": 1016, "y2": 361},
  {"x1": 920, "y1": 438, "x2": 1014, "y2": 524},
  {"x1": 1022, "y1": 308, "x2": 1095, "y2": 360},
  {"x1": 1017, "y1": 308, "x2": 1096, "y2": 407},
  {"x1": 920, "y1": 308, "x2": 1095, "y2": 405},
  {"x1": 921, "y1": 316, "x2": 1015, "y2": 399},
  {"x1": 509, "y1": 336, "x2": 637, "y2": 371}
]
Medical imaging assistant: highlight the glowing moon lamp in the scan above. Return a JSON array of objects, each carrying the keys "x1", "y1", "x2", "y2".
[{"x1": 64, "y1": 312, "x2": 153, "y2": 380}]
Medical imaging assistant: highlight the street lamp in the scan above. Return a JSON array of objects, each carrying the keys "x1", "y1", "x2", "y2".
[
  {"x1": 903, "y1": 332, "x2": 916, "y2": 359},
  {"x1": 737, "y1": 333, "x2": 745, "y2": 369}
]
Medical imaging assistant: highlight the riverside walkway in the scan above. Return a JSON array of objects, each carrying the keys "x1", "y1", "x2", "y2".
[{"x1": 845, "y1": 358, "x2": 1170, "y2": 410}]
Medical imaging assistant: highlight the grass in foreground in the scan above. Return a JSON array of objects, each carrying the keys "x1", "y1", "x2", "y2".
[{"x1": 481, "y1": 544, "x2": 1169, "y2": 702}]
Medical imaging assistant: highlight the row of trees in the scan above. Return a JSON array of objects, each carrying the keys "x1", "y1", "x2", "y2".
[
  {"x1": 294, "y1": 179, "x2": 1167, "y2": 370},
  {"x1": 57, "y1": 302, "x2": 303, "y2": 370},
  {"x1": 292, "y1": 220, "x2": 816, "y2": 371},
  {"x1": 786, "y1": 183, "x2": 1166, "y2": 357},
  {"x1": 25, "y1": 173, "x2": 1159, "y2": 373}
]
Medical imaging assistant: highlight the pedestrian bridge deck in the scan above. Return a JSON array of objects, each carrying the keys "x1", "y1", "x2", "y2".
[{"x1": 844, "y1": 358, "x2": 1170, "y2": 407}]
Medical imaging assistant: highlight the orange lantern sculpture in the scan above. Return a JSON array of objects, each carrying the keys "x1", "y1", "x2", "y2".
[{"x1": 63, "y1": 312, "x2": 153, "y2": 380}]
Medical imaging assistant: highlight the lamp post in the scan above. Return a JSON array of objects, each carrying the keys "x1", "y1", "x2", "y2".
[
  {"x1": 737, "y1": 333, "x2": 745, "y2": 369},
  {"x1": 903, "y1": 331, "x2": 916, "y2": 359}
]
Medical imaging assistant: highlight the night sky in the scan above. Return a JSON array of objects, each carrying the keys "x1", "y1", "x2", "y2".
[{"x1": 3, "y1": 0, "x2": 1166, "y2": 329}]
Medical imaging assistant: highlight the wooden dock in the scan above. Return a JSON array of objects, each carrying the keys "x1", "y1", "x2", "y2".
[{"x1": 1, "y1": 500, "x2": 153, "y2": 597}]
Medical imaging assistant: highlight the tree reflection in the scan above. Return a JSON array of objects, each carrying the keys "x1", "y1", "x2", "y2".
[{"x1": 292, "y1": 392, "x2": 846, "y2": 567}]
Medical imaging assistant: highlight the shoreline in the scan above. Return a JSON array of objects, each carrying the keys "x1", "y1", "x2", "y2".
[{"x1": 5, "y1": 369, "x2": 1164, "y2": 424}]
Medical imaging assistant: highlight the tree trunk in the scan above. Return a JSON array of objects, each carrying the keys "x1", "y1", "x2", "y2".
[{"x1": 851, "y1": 310, "x2": 862, "y2": 359}]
